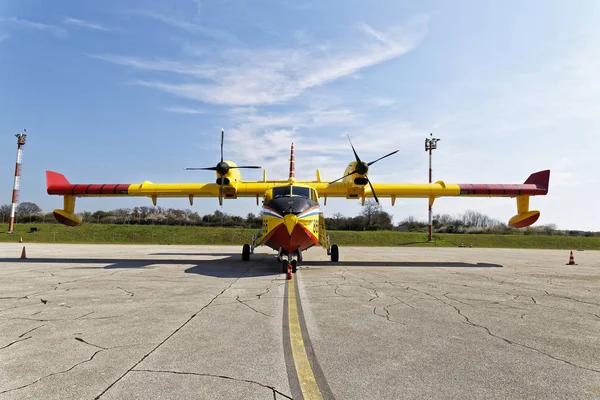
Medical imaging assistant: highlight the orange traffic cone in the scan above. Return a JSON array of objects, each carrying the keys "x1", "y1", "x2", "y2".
[
  {"x1": 286, "y1": 263, "x2": 292, "y2": 280},
  {"x1": 20, "y1": 246, "x2": 27, "y2": 260},
  {"x1": 19, "y1": 235, "x2": 23, "y2": 243},
  {"x1": 566, "y1": 251, "x2": 576, "y2": 265}
]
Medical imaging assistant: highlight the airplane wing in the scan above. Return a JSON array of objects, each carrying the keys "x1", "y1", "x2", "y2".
[
  {"x1": 46, "y1": 171, "x2": 275, "y2": 198},
  {"x1": 46, "y1": 170, "x2": 275, "y2": 226},
  {"x1": 313, "y1": 170, "x2": 550, "y2": 228}
]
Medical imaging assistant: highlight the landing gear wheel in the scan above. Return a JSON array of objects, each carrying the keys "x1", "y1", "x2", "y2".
[
  {"x1": 330, "y1": 244, "x2": 339, "y2": 262},
  {"x1": 291, "y1": 259, "x2": 297, "y2": 273},
  {"x1": 282, "y1": 259, "x2": 289, "y2": 273},
  {"x1": 242, "y1": 244, "x2": 250, "y2": 261}
]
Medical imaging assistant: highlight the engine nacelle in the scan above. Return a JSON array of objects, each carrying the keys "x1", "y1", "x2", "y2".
[
  {"x1": 216, "y1": 161, "x2": 242, "y2": 199},
  {"x1": 341, "y1": 162, "x2": 369, "y2": 185}
]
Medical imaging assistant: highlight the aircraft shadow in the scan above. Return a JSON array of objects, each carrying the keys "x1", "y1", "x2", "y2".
[
  {"x1": 301, "y1": 261, "x2": 503, "y2": 268},
  {"x1": 0, "y1": 257, "x2": 280, "y2": 278},
  {"x1": 149, "y1": 253, "x2": 240, "y2": 257},
  {"x1": 0, "y1": 258, "x2": 502, "y2": 279}
]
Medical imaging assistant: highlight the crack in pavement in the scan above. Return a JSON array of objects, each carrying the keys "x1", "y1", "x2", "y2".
[
  {"x1": 443, "y1": 292, "x2": 471, "y2": 306},
  {"x1": 2, "y1": 311, "x2": 123, "y2": 323},
  {"x1": 408, "y1": 287, "x2": 600, "y2": 375},
  {"x1": 75, "y1": 312, "x2": 95, "y2": 320},
  {"x1": 442, "y1": 293, "x2": 528, "y2": 312},
  {"x1": 368, "y1": 288, "x2": 380, "y2": 302},
  {"x1": 372, "y1": 305, "x2": 403, "y2": 324},
  {"x1": 544, "y1": 290, "x2": 600, "y2": 307},
  {"x1": 256, "y1": 287, "x2": 271, "y2": 299},
  {"x1": 0, "y1": 336, "x2": 31, "y2": 350},
  {"x1": 0, "y1": 349, "x2": 102, "y2": 395},
  {"x1": 131, "y1": 369, "x2": 293, "y2": 399},
  {"x1": 75, "y1": 337, "x2": 108, "y2": 350},
  {"x1": 94, "y1": 271, "x2": 249, "y2": 399},
  {"x1": 235, "y1": 296, "x2": 273, "y2": 318},
  {"x1": 19, "y1": 324, "x2": 45, "y2": 338},
  {"x1": 116, "y1": 287, "x2": 134, "y2": 297},
  {"x1": 83, "y1": 315, "x2": 123, "y2": 320},
  {"x1": 391, "y1": 295, "x2": 415, "y2": 309}
]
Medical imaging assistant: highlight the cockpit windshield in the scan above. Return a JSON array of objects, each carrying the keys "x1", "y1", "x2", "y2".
[
  {"x1": 292, "y1": 186, "x2": 310, "y2": 198},
  {"x1": 272, "y1": 187, "x2": 290, "y2": 198},
  {"x1": 272, "y1": 186, "x2": 312, "y2": 199}
]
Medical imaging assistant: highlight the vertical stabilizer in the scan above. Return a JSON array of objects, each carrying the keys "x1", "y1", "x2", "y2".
[{"x1": 289, "y1": 143, "x2": 295, "y2": 179}]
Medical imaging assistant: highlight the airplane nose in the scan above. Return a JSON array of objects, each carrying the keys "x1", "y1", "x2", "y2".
[{"x1": 283, "y1": 214, "x2": 298, "y2": 236}]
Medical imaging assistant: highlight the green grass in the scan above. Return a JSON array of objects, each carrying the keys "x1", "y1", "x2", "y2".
[{"x1": 1, "y1": 223, "x2": 598, "y2": 250}]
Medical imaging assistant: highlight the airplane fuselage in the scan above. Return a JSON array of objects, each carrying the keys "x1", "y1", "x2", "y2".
[{"x1": 257, "y1": 185, "x2": 322, "y2": 256}]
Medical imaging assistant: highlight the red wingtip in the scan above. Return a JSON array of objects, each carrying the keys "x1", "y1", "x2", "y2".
[
  {"x1": 46, "y1": 171, "x2": 70, "y2": 189},
  {"x1": 524, "y1": 170, "x2": 550, "y2": 191}
]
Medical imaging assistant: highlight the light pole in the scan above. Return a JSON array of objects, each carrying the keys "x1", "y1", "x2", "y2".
[
  {"x1": 8, "y1": 130, "x2": 27, "y2": 233},
  {"x1": 425, "y1": 133, "x2": 440, "y2": 242}
]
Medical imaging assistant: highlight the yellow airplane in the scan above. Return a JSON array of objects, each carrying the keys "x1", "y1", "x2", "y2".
[{"x1": 46, "y1": 130, "x2": 550, "y2": 273}]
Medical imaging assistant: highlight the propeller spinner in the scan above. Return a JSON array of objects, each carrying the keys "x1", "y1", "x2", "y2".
[
  {"x1": 185, "y1": 129, "x2": 261, "y2": 205},
  {"x1": 328, "y1": 134, "x2": 399, "y2": 203}
]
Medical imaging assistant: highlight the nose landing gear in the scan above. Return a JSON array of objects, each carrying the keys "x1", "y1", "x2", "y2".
[{"x1": 281, "y1": 254, "x2": 298, "y2": 274}]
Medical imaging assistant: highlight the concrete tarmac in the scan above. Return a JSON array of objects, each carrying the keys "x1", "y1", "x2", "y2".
[{"x1": 0, "y1": 243, "x2": 599, "y2": 399}]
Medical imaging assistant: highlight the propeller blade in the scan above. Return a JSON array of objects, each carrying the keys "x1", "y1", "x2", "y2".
[
  {"x1": 185, "y1": 167, "x2": 218, "y2": 171},
  {"x1": 346, "y1": 133, "x2": 362, "y2": 164},
  {"x1": 367, "y1": 150, "x2": 399, "y2": 166},
  {"x1": 220, "y1": 128, "x2": 224, "y2": 163},
  {"x1": 367, "y1": 177, "x2": 379, "y2": 204},
  {"x1": 328, "y1": 169, "x2": 357, "y2": 185},
  {"x1": 229, "y1": 166, "x2": 262, "y2": 169}
]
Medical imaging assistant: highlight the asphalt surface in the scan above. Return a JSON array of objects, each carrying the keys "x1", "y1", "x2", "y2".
[{"x1": 0, "y1": 243, "x2": 599, "y2": 399}]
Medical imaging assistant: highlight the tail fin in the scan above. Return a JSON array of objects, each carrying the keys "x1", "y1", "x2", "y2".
[
  {"x1": 46, "y1": 171, "x2": 70, "y2": 191},
  {"x1": 289, "y1": 143, "x2": 295, "y2": 179},
  {"x1": 524, "y1": 170, "x2": 550, "y2": 193}
]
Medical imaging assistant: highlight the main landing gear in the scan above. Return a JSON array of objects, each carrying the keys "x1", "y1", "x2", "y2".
[
  {"x1": 242, "y1": 244, "x2": 251, "y2": 261},
  {"x1": 242, "y1": 234, "x2": 257, "y2": 262},
  {"x1": 328, "y1": 244, "x2": 339, "y2": 262}
]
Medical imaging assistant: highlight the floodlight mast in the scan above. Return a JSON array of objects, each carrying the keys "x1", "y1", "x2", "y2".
[
  {"x1": 425, "y1": 133, "x2": 440, "y2": 242},
  {"x1": 8, "y1": 130, "x2": 27, "y2": 233}
]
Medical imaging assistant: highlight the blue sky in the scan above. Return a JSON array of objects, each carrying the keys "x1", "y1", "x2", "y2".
[{"x1": 1, "y1": 1, "x2": 598, "y2": 230}]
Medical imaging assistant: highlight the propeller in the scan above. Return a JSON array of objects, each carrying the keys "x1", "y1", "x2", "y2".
[
  {"x1": 185, "y1": 128, "x2": 261, "y2": 205},
  {"x1": 328, "y1": 134, "x2": 399, "y2": 203}
]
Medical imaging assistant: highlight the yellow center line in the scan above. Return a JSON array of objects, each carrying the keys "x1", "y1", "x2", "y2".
[{"x1": 288, "y1": 279, "x2": 323, "y2": 400}]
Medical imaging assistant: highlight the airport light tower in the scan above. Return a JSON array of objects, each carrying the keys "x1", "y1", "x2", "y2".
[
  {"x1": 425, "y1": 133, "x2": 440, "y2": 242},
  {"x1": 8, "y1": 131, "x2": 27, "y2": 233}
]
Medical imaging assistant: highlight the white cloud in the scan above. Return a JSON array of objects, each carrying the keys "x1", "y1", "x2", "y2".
[
  {"x1": 128, "y1": 10, "x2": 242, "y2": 45},
  {"x1": 63, "y1": 17, "x2": 114, "y2": 32},
  {"x1": 93, "y1": 20, "x2": 427, "y2": 106},
  {"x1": 162, "y1": 106, "x2": 205, "y2": 115},
  {"x1": 2, "y1": 17, "x2": 66, "y2": 38}
]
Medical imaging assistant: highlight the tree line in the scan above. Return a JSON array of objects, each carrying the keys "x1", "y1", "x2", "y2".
[{"x1": 0, "y1": 201, "x2": 595, "y2": 236}]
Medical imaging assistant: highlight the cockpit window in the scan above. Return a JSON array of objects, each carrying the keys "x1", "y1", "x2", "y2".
[
  {"x1": 272, "y1": 186, "x2": 311, "y2": 198},
  {"x1": 292, "y1": 186, "x2": 310, "y2": 198},
  {"x1": 273, "y1": 187, "x2": 290, "y2": 198}
]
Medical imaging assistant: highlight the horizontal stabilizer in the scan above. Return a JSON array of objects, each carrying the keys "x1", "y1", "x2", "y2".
[
  {"x1": 46, "y1": 171, "x2": 70, "y2": 188},
  {"x1": 524, "y1": 170, "x2": 550, "y2": 191}
]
